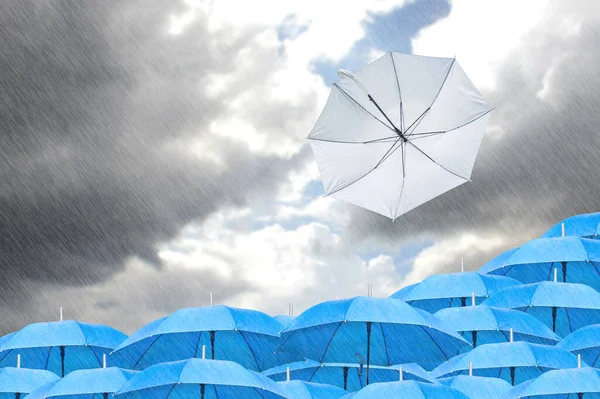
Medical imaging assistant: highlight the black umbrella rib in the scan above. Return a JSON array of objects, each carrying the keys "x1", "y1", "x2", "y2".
[
  {"x1": 326, "y1": 138, "x2": 401, "y2": 197},
  {"x1": 333, "y1": 84, "x2": 395, "y2": 133},
  {"x1": 307, "y1": 136, "x2": 398, "y2": 144},
  {"x1": 407, "y1": 141, "x2": 469, "y2": 181},
  {"x1": 378, "y1": 323, "x2": 391, "y2": 367},
  {"x1": 132, "y1": 334, "x2": 163, "y2": 369},
  {"x1": 319, "y1": 322, "x2": 345, "y2": 363},
  {"x1": 389, "y1": 52, "x2": 405, "y2": 132},
  {"x1": 406, "y1": 108, "x2": 494, "y2": 139}
]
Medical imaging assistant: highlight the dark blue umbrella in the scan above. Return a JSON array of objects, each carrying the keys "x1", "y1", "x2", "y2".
[
  {"x1": 501, "y1": 366, "x2": 600, "y2": 398},
  {"x1": 335, "y1": 380, "x2": 470, "y2": 399},
  {"x1": 0, "y1": 366, "x2": 59, "y2": 399},
  {"x1": 542, "y1": 212, "x2": 600, "y2": 239},
  {"x1": 389, "y1": 272, "x2": 520, "y2": 313},
  {"x1": 479, "y1": 237, "x2": 600, "y2": 291},
  {"x1": 112, "y1": 305, "x2": 299, "y2": 371},
  {"x1": 482, "y1": 282, "x2": 600, "y2": 337},
  {"x1": 114, "y1": 358, "x2": 287, "y2": 399},
  {"x1": 0, "y1": 321, "x2": 126, "y2": 377},
  {"x1": 432, "y1": 341, "x2": 582, "y2": 386},
  {"x1": 438, "y1": 375, "x2": 513, "y2": 399},
  {"x1": 434, "y1": 305, "x2": 560, "y2": 349},
  {"x1": 277, "y1": 380, "x2": 347, "y2": 399},
  {"x1": 558, "y1": 324, "x2": 600, "y2": 367},
  {"x1": 277, "y1": 297, "x2": 469, "y2": 383},
  {"x1": 263, "y1": 360, "x2": 435, "y2": 391}
]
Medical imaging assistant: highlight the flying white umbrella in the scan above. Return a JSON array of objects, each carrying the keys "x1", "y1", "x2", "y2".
[{"x1": 307, "y1": 52, "x2": 492, "y2": 219}]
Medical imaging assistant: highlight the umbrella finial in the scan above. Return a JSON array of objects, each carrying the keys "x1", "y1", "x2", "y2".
[
  {"x1": 554, "y1": 268, "x2": 558, "y2": 283},
  {"x1": 286, "y1": 366, "x2": 291, "y2": 381},
  {"x1": 461, "y1": 258, "x2": 464, "y2": 273},
  {"x1": 471, "y1": 292, "x2": 476, "y2": 306},
  {"x1": 210, "y1": 292, "x2": 213, "y2": 306},
  {"x1": 578, "y1": 353, "x2": 581, "y2": 368},
  {"x1": 59, "y1": 307, "x2": 63, "y2": 321},
  {"x1": 17, "y1": 354, "x2": 20, "y2": 368},
  {"x1": 202, "y1": 345, "x2": 206, "y2": 359},
  {"x1": 103, "y1": 354, "x2": 107, "y2": 368},
  {"x1": 562, "y1": 222, "x2": 565, "y2": 237},
  {"x1": 468, "y1": 361, "x2": 472, "y2": 376},
  {"x1": 399, "y1": 367, "x2": 403, "y2": 381},
  {"x1": 510, "y1": 328, "x2": 514, "y2": 342}
]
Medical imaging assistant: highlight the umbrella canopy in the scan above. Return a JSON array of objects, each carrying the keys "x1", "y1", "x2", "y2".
[
  {"x1": 277, "y1": 297, "x2": 469, "y2": 381},
  {"x1": 114, "y1": 358, "x2": 287, "y2": 399},
  {"x1": 388, "y1": 284, "x2": 417, "y2": 301},
  {"x1": 0, "y1": 321, "x2": 126, "y2": 377},
  {"x1": 307, "y1": 52, "x2": 492, "y2": 219},
  {"x1": 334, "y1": 380, "x2": 470, "y2": 399},
  {"x1": 439, "y1": 376, "x2": 513, "y2": 399},
  {"x1": 479, "y1": 237, "x2": 600, "y2": 291},
  {"x1": 277, "y1": 380, "x2": 347, "y2": 399},
  {"x1": 390, "y1": 272, "x2": 521, "y2": 313},
  {"x1": 434, "y1": 306, "x2": 560, "y2": 349},
  {"x1": 432, "y1": 341, "x2": 582, "y2": 386},
  {"x1": 26, "y1": 367, "x2": 138, "y2": 399},
  {"x1": 482, "y1": 282, "x2": 600, "y2": 337},
  {"x1": 542, "y1": 212, "x2": 600, "y2": 239},
  {"x1": 112, "y1": 305, "x2": 299, "y2": 371},
  {"x1": 0, "y1": 367, "x2": 59, "y2": 398},
  {"x1": 558, "y1": 324, "x2": 600, "y2": 367},
  {"x1": 274, "y1": 315, "x2": 296, "y2": 329},
  {"x1": 500, "y1": 367, "x2": 600, "y2": 398},
  {"x1": 263, "y1": 360, "x2": 435, "y2": 392}
]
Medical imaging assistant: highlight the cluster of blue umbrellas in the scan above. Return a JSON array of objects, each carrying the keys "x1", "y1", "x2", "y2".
[{"x1": 4, "y1": 212, "x2": 600, "y2": 398}]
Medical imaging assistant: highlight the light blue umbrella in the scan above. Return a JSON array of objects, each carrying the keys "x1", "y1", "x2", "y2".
[
  {"x1": 277, "y1": 380, "x2": 347, "y2": 399},
  {"x1": 112, "y1": 305, "x2": 299, "y2": 371},
  {"x1": 482, "y1": 282, "x2": 600, "y2": 337},
  {"x1": 25, "y1": 367, "x2": 138, "y2": 399},
  {"x1": 114, "y1": 358, "x2": 287, "y2": 399},
  {"x1": 500, "y1": 366, "x2": 600, "y2": 398},
  {"x1": 277, "y1": 297, "x2": 469, "y2": 383},
  {"x1": 432, "y1": 341, "x2": 582, "y2": 386},
  {"x1": 438, "y1": 375, "x2": 513, "y2": 399},
  {"x1": 558, "y1": 324, "x2": 600, "y2": 367},
  {"x1": 0, "y1": 366, "x2": 59, "y2": 399},
  {"x1": 0, "y1": 321, "x2": 126, "y2": 377},
  {"x1": 263, "y1": 360, "x2": 435, "y2": 391},
  {"x1": 333, "y1": 380, "x2": 470, "y2": 399},
  {"x1": 389, "y1": 272, "x2": 521, "y2": 313},
  {"x1": 274, "y1": 316, "x2": 296, "y2": 329},
  {"x1": 434, "y1": 305, "x2": 560, "y2": 349},
  {"x1": 542, "y1": 212, "x2": 600, "y2": 239},
  {"x1": 388, "y1": 284, "x2": 417, "y2": 301},
  {"x1": 479, "y1": 237, "x2": 600, "y2": 291}
]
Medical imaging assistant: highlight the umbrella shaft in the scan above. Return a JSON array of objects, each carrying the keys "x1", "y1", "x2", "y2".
[
  {"x1": 366, "y1": 322, "x2": 372, "y2": 385},
  {"x1": 552, "y1": 307, "x2": 557, "y2": 332},
  {"x1": 472, "y1": 331, "x2": 477, "y2": 348},
  {"x1": 343, "y1": 367, "x2": 349, "y2": 390},
  {"x1": 15, "y1": 393, "x2": 20, "y2": 399},
  {"x1": 60, "y1": 345, "x2": 65, "y2": 377},
  {"x1": 210, "y1": 331, "x2": 216, "y2": 360},
  {"x1": 510, "y1": 366, "x2": 516, "y2": 386},
  {"x1": 367, "y1": 95, "x2": 406, "y2": 141}
]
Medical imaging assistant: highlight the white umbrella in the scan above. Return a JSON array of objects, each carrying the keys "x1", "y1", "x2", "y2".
[{"x1": 307, "y1": 52, "x2": 492, "y2": 220}]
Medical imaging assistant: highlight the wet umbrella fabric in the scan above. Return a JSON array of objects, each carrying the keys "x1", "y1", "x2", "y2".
[
  {"x1": 277, "y1": 380, "x2": 347, "y2": 399},
  {"x1": 335, "y1": 380, "x2": 470, "y2": 399},
  {"x1": 482, "y1": 282, "x2": 600, "y2": 337},
  {"x1": 114, "y1": 358, "x2": 287, "y2": 399},
  {"x1": 479, "y1": 237, "x2": 600, "y2": 291},
  {"x1": 432, "y1": 341, "x2": 582, "y2": 386},
  {"x1": 434, "y1": 306, "x2": 560, "y2": 350},
  {"x1": 277, "y1": 297, "x2": 469, "y2": 382},
  {"x1": 391, "y1": 272, "x2": 520, "y2": 313},
  {"x1": 542, "y1": 212, "x2": 600, "y2": 239},
  {"x1": 263, "y1": 360, "x2": 435, "y2": 392},
  {"x1": 307, "y1": 52, "x2": 493, "y2": 219},
  {"x1": 500, "y1": 367, "x2": 600, "y2": 398},
  {"x1": 0, "y1": 321, "x2": 126, "y2": 377},
  {"x1": 558, "y1": 324, "x2": 600, "y2": 367},
  {"x1": 0, "y1": 367, "x2": 59, "y2": 399},
  {"x1": 439, "y1": 376, "x2": 513, "y2": 399},
  {"x1": 112, "y1": 305, "x2": 299, "y2": 371}
]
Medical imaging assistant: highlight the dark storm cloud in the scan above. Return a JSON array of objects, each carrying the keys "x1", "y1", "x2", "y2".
[
  {"x1": 347, "y1": 4, "x2": 600, "y2": 271},
  {"x1": 0, "y1": 0, "x2": 309, "y2": 289}
]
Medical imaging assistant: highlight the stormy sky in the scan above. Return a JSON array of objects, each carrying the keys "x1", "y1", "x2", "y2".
[{"x1": 1, "y1": 0, "x2": 600, "y2": 334}]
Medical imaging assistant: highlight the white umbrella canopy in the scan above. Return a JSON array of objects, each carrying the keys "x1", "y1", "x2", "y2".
[{"x1": 307, "y1": 52, "x2": 493, "y2": 220}]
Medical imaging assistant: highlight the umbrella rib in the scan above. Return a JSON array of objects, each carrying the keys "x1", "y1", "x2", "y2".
[
  {"x1": 318, "y1": 322, "x2": 345, "y2": 363},
  {"x1": 307, "y1": 136, "x2": 398, "y2": 145},
  {"x1": 419, "y1": 326, "x2": 449, "y2": 360},
  {"x1": 389, "y1": 52, "x2": 404, "y2": 132},
  {"x1": 392, "y1": 142, "x2": 407, "y2": 220},
  {"x1": 238, "y1": 331, "x2": 261, "y2": 371},
  {"x1": 378, "y1": 323, "x2": 391, "y2": 366},
  {"x1": 407, "y1": 141, "x2": 469, "y2": 181},
  {"x1": 333, "y1": 84, "x2": 395, "y2": 132},
  {"x1": 406, "y1": 108, "x2": 493, "y2": 138},
  {"x1": 403, "y1": 59, "x2": 456, "y2": 135},
  {"x1": 132, "y1": 334, "x2": 163, "y2": 369},
  {"x1": 326, "y1": 139, "x2": 401, "y2": 197}
]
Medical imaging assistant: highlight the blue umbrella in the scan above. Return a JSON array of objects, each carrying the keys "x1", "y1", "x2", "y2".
[
  {"x1": 277, "y1": 297, "x2": 469, "y2": 383},
  {"x1": 0, "y1": 366, "x2": 59, "y2": 399},
  {"x1": 438, "y1": 375, "x2": 513, "y2": 399},
  {"x1": 263, "y1": 360, "x2": 435, "y2": 391},
  {"x1": 274, "y1": 315, "x2": 296, "y2": 329},
  {"x1": 114, "y1": 358, "x2": 287, "y2": 399},
  {"x1": 479, "y1": 237, "x2": 600, "y2": 290},
  {"x1": 112, "y1": 305, "x2": 299, "y2": 371},
  {"x1": 0, "y1": 321, "x2": 126, "y2": 377},
  {"x1": 432, "y1": 341, "x2": 582, "y2": 386},
  {"x1": 389, "y1": 272, "x2": 520, "y2": 313},
  {"x1": 434, "y1": 305, "x2": 560, "y2": 349},
  {"x1": 388, "y1": 284, "x2": 417, "y2": 301},
  {"x1": 277, "y1": 380, "x2": 347, "y2": 399},
  {"x1": 542, "y1": 212, "x2": 600, "y2": 239},
  {"x1": 500, "y1": 366, "x2": 600, "y2": 398},
  {"x1": 333, "y1": 380, "x2": 470, "y2": 399},
  {"x1": 482, "y1": 282, "x2": 600, "y2": 337},
  {"x1": 25, "y1": 367, "x2": 138, "y2": 399},
  {"x1": 558, "y1": 324, "x2": 600, "y2": 367}
]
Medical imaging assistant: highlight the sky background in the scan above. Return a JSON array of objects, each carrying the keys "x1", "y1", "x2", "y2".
[{"x1": 2, "y1": 0, "x2": 600, "y2": 334}]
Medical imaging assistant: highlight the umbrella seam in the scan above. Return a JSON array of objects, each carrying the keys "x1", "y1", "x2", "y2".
[
  {"x1": 389, "y1": 52, "x2": 404, "y2": 132},
  {"x1": 405, "y1": 108, "x2": 493, "y2": 139},
  {"x1": 318, "y1": 322, "x2": 345, "y2": 363},
  {"x1": 406, "y1": 140, "x2": 469, "y2": 181},
  {"x1": 332, "y1": 84, "x2": 395, "y2": 133},
  {"x1": 132, "y1": 335, "x2": 163, "y2": 370},
  {"x1": 238, "y1": 331, "x2": 261, "y2": 371}
]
